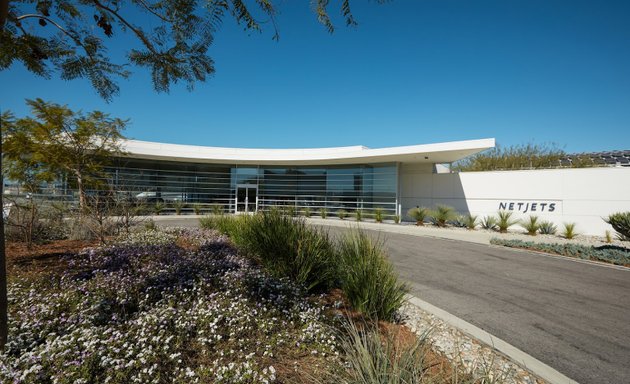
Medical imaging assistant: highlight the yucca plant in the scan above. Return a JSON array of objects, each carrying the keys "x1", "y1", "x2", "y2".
[
  {"x1": 192, "y1": 203, "x2": 202, "y2": 215},
  {"x1": 393, "y1": 214, "x2": 400, "y2": 224},
  {"x1": 496, "y1": 210, "x2": 517, "y2": 233},
  {"x1": 302, "y1": 207, "x2": 311, "y2": 218},
  {"x1": 355, "y1": 209, "x2": 363, "y2": 222},
  {"x1": 465, "y1": 214, "x2": 478, "y2": 230},
  {"x1": 320, "y1": 207, "x2": 328, "y2": 219},
  {"x1": 562, "y1": 222, "x2": 578, "y2": 239},
  {"x1": 480, "y1": 215, "x2": 497, "y2": 230},
  {"x1": 430, "y1": 205, "x2": 455, "y2": 227},
  {"x1": 337, "y1": 209, "x2": 348, "y2": 220},
  {"x1": 521, "y1": 215, "x2": 540, "y2": 236},
  {"x1": 538, "y1": 221, "x2": 557, "y2": 235},
  {"x1": 406, "y1": 207, "x2": 429, "y2": 226},
  {"x1": 374, "y1": 208, "x2": 384, "y2": 223},
  {"x1": 338, "y1": 230, "x2": 409, "y2": 320}
]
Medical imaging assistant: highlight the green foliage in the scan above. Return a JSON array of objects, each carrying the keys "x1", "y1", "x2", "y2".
[
  {"x1": 562, "y1": 222, "x2": 578, "y2": 239},
  {"x1": 153, "y1": 202, "x2": 164, "y2": 216},
  {"x1": 1, "y1": 99, "x2": 126, "y2": 209},
  {"x1": 480, "y1": 215, "x2": 497, "y2": 230},
  {"x1": 325, "y1": 320, "x2": 431, "y2": 384},
  {"x1": 521, "y1": 215, "x2": 540, "y2": 236},
  {"x1": 490, "y1": 238, "x2": 630, "y2": 266},
  {"x1": 496, "y1": 211, "x2": 517, "y2": 233},
  {"x1": 337, "y1": 209, "x2": 348, "y2": 220},
  {"x1": 192, "y1": 203, "x2": 202, "y2": 215},
  {"x1": 374, "y1": 208, "x2": 384, "y2": 223},
  {"x1": 303, "y1": 207, "x2": 311, "y2": 218},
  {"x1": 320, "y1": 207, "x2": 328, "y2": 219},
  {"x1": 393, "y1": 215, "x2": 400, "y2": 224},
  {"x1": 605, "y1": 230, "x2": 613, "y2": 244},
  {"x1": 538, "y1": 221, "x2": 557, "y2": 235},
  {"x1": 605, "y1": 212, "x2": 630, "y2": 241},
  {"x1": 429, "y1": 205, "x2": 455, "y2": 227},
  {"x1": 144, "y1": 219, "x2": 156, "y2": 231},
  {"x1": 452, "y1": 142, "x2": 593, "y2": 172},
  {"x1": 464, "y1": 214, "x2": 478, "y2": 230},
  {"x1": 355, "y1": 209, "x2": 363, "y2": 222},
  {"x1": 406, "y1": 207, "x2": 429, "y2": 226},
  {"x1": 1, "y1": 1, "x2": 379, "y2": 100},
  {"x1": 171, "y1": 200, "x2": 185, "y2": 215},
  {"x1": 337, "y1": 230, "x2": 408, "y2": 321},
  {"x1": 211, "y1": 204, "x2": 224, "y2": 215}
]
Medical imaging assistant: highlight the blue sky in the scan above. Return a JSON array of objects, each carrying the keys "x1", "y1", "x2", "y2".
[{"x1": 1, "y1": 0, "x2": 629, "y2": 152}]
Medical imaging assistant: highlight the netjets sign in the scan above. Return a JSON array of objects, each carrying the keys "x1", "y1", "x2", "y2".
[{"x1": 498, "y1": 201, "x2": 559, "y2": 214}]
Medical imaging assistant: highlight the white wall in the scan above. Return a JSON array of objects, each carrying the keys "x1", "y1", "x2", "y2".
[{"x1": 399, "y1": 166, "x2": 630, "y2": 236}]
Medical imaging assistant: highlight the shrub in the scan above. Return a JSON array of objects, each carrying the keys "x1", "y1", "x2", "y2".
[
  {"x1": 211, "y1": 204, "x2": 224, "y2": 215},
  {"x1": 490, "y1": 238, "x2": 630, "y2": 266},
  {"x1": 374, "y1": 208, "x2": 384, "y2": 223},
  {"x1": 337, "y1": 230, "x2": 408, "y2": 320},
  {"x1": 562, "y1": 222, "x2": 578, "y2": 239},
  {"x1": 605, "y1": 230, "x2": 613, "y2": 243},
  {"x1": 234, "y1": 210, "x2": 337, "y2": 292},
  {"x1": 355, "y1": 209, "x2": 363, "y2": 222},
  {"x1": 325, "y1": 320, "x2": 430, "y2": 383},
  {"x1": 337, "y1": 209, "x2": 348, "y2": 220},
  {"x1": 303, "y1": 207, "x2": 311, "y2": 218},
  {"x1": 496, "y1": 211, "x2": 517, "y2": 233},
  {"x1": 480, "y1": 215, "x2": 497, "y2": 230},
  {"x1": 284, "y1": 206, "x2": 296, "y2": 217},
  {"x1": 172, "y1": 200, "x2": 185, "y2": 215},
  {"x1": 521, "y1": 215, "x2": 540, "y2": 236},
  {"x1": 393, "y1": 215, "x2": 400, "y2": 224},
  {"x1": 192, "y1": 203, "x2": 202, "y2": 215},
  {"x1": 606, "y1": 212, "x2": 630, "y2": 241},
  {"x1": 538, "y1": 221, "x2": 557, "y2": 235},
  {"x1": 406, "y1": 207, "x2": 429, "y2": 226},
  {"x1": 153, "y1": 202, "x2": 164, "y2": 215},
  {"x1": 429, "y1": 205, "x2": 455, "y2": 227},
  {"x1": 465, "y1": 214, "x2": 478, "y2": 230},
  {"x1": 320, "y1": 207, "x2": 328, "y2": 219}
]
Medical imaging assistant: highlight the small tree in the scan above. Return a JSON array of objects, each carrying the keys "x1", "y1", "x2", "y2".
[{"x1": 2, "y1": 99, "x2": 126, "y2": 211}]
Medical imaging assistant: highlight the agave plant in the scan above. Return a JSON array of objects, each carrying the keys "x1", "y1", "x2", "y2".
[
  {"x1": 430, "y1": 205, "x2": 455, "y2": 227},
  {"x1": 538, "y1": 221, "x2": 557, "y2": 235},
  {"x1": 480, "y1": 215, "x2": 497, "y2": 230},
  {"x1": 496, "y1": 210, "x2": 517, "y2": 233},
  {"x1": 521, "y1": 215, "x2": 540, "y2": 236},
  {"x1": 406, "y1": 207, "x2": 429, "y2": 226}
]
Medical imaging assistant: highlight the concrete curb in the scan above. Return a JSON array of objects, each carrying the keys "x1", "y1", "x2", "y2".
[{"x1": 405, "y1": 294, "x2": 579, "y2": 384}]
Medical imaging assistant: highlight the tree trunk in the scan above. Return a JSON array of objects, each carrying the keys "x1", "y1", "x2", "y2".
[
  {"x1": 0, "y1": 119, "x2": 8, "y2": 350},
  {"x1": 76, "y1": 173, "x2": 86, "y2": 211},
  {"x1": 0, "y1": 0, "x2": 9, "y2": 30}
]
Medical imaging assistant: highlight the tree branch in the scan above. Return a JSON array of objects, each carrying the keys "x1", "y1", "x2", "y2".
[
  {"x1": 133, "y1": 0, "x2": 173, "y2": 23},
  {"x1": 92, "y1": 0, "x2": 157, "y2": 54}
]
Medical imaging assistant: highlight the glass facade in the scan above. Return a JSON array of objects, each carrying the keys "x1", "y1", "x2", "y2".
[{"x1": 98, "y1": 158, "x2": 399, "y2": 215}]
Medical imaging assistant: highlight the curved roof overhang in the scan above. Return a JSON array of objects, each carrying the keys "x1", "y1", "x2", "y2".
[{"x1": 121, "y1": 138, "x2": 495, "y2": 166}]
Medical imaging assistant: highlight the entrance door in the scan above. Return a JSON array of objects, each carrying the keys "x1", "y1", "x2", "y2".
[{"x1": 236, "y1": 184, "x2": 257, "y2": 213}]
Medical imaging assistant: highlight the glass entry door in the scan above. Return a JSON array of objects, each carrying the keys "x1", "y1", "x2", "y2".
[{"x1": 236, "y1": 184, "x2": 257, "y2": 213}]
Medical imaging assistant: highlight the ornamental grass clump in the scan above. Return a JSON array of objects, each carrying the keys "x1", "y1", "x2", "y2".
[
  {"x1": 406, "y1": 207, "x2": 429, "y2": 226},
  {"x1": 605, "y1": 212, "x2": 630, "y2": 241},
  {"x1": 172, "y1": 200, "x2": 185, "y2": 215},
  {"x1": 320, "y1": 207, "x2": 328, "y2": 219},
  {"x1": 325, "y1": 320, "x2": 431, "y2": 384},
  {"x1": 338, "y1": 209, "x2": 348, "y2": 220},
  {"x1": 236, "y1": 210, "x2": 338, "y2": 292},
  {"x1": 430, "y1": 205, "x2": 455, "y2": 227},
  {"x1": 374, "y1": 208, "x2": 384, "y2": 223},
  {"x1": 337, "y1": 230, "x2": 408, "y2": 321},
  {"x1": 538, "y1": 221, "x2": 557, "y2": 235},
  {"x1": 521, "y1": 215, "x2": 540, "y2": 236},
  {"x1": 355, "y1": 209, "x2": 363, "y2": 222},
  {"x1": 303, "y1": 207, "x2": 311, "y2": 217},
  {"x1": 496, "y1": 211, "x2": 518, "y2": 233}
]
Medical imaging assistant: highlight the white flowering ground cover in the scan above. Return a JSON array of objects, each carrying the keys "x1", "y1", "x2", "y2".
[{"x1": 1, "y1": 228, "x2": 340, "y2": 383}]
